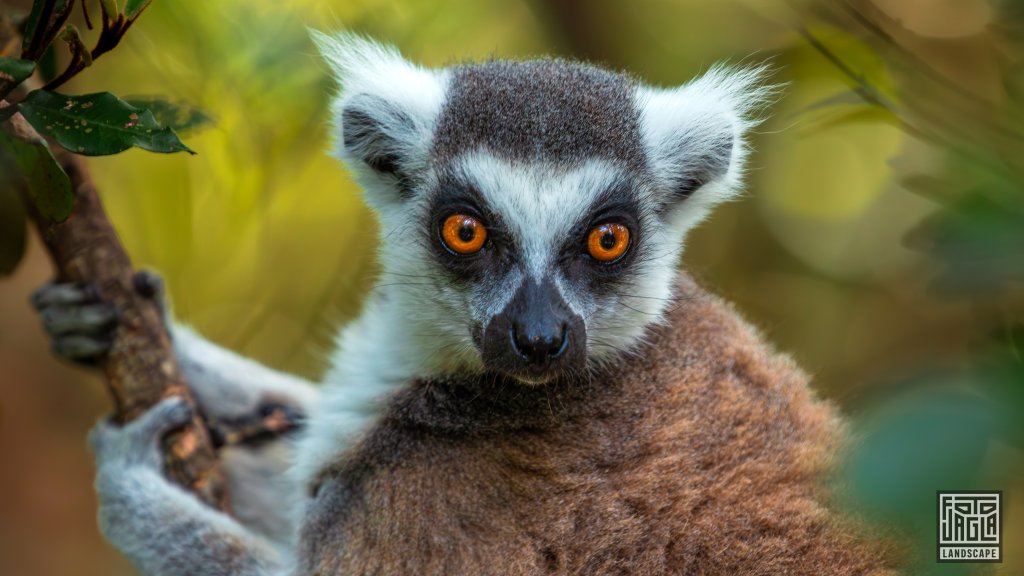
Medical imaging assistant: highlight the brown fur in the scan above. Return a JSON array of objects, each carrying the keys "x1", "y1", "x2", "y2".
[{"x1": 297, "y1": 273, "x2": 897, "y2": 575}]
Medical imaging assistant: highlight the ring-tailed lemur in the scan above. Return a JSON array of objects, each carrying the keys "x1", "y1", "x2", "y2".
[{"x1": 31, "y1": 33, "x2": 897, "y2": 575}]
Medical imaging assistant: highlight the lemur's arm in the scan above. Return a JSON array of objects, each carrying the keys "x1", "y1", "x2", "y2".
[
  {"x1": 90, "y1": 396, "x2": 289, "y2": 576},
  {"x1": 31, "y1": 274, "x2": 319, "y2": 544},
  {"x1": 169, "y1": 324, "x2": 318, "y2": 545},
  {"x1": 171, "y1": 324, "x2": 319, "y2": 421}
]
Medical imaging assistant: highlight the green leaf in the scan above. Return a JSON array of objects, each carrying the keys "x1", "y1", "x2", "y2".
[
  {"x1": 0, "y1": 163, "x2": 28, "y2": 276},
  {"x1": 0, "y1": 130, "x2": 73, "y2": 223},
  {"x1": 906, "y1": 192, "x2": 1024, "y2": 296},
  {"x1": 797, "y1": 90, "x2": 863, "y2": 115},
  {"x1": 0, "y1": 57, "x2": 36, "y2": 90},
  {"x1": 18, "y1": 90, "x2": 195, "y2": 156},
  {"x1": 123, "y1": 0, "x2": 153, "y2": 19},
  {"x1": 38, "y1": 43, "x2": 60, "y2": 84},
  {"x1": 800, "y1": 105, "x2": 900, "y2": 136},
  {"x1": 98, "y1": 0, "x2": 119, "y2": 20},
  {"x1": 125, "y1": 97, "x2": 214, "y2": 134},
  {"x1": 977, "y1": 324, "x2": 1024, "y2": 448},
  {"x1": 901, "y1": 174, "x2": 959, "y2": 206},
  {"x1": 844, "y1": 386, "x2": 995, "y2": 525}
]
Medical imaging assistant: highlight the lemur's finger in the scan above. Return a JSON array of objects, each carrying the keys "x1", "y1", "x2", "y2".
[
  {"x1": 129, "y1": 396, "x2": 195, "y2": 445},
  {"x1": 208, "y1": 402, "x2": 307, "y2": 448},
  {"x1": 95, "y1": 397, "x2": 197, "y2": 468},
  {"x1": 52, "y1": 334, "x2": 114, "y2": 361},
  {"x1": 133, "y1": 269, "x2": 164, "y2": 299},
  {"x1": 133, "y1": 269, "x2": 171, "y2": 329},
  {"x1": 40, "y1": 303, "x2": 118, "y2": 336},
  {"x1": 89, "y1": 399, "x2": 191, "y2": 463},
  {"x1": 30, "y1": 282, "x2": 98, "y2": 310}
]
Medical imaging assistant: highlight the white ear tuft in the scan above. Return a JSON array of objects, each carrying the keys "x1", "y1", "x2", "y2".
[
  {"x1": 310, "y1": 30, "x2": 449, "y2": 205},
  {"x1": 636, "y1": 63, "x2": 778, "y2": 230}
]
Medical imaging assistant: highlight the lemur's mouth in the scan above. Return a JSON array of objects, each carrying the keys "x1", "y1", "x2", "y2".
[{"x1": 479, "y1": 277, "x2": 586, "y2": 384}]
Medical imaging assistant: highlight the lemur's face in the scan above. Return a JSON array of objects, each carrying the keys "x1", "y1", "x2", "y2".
[
  {"x1": 423, "y1": 153, "x2": 651, "y2": 383},
  {"x1": 316, "y1": 34, "x2": 769, "y2": 383}
]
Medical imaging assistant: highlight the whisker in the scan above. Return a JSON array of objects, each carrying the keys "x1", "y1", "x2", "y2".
[
  {"x1": 616, "y1": 301, "x2": 662, "y2": 317},
  {"x1": 620, "y1": 293, "x2": 696, "y2": 303}
]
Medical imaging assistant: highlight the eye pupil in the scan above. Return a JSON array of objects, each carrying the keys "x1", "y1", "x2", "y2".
[
  {"x1": 600, "y1": 233, "x2": 616, "y2": 250},
  {"x1": 458, "y1": 225, "x2": 475, "y2": 243}
]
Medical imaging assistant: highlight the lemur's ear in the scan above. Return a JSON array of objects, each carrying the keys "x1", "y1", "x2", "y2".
[
  {"x1": 311, "y1": 31, "x2": 447, "y2": 206},
  {"x1": 636, "y1": 65, "x2": 776, "y2": 230}
]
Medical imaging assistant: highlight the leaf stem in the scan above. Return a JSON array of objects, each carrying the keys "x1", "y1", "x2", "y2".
[{"x1": 80, "y1": 0, "x2": 94, "y2": 31}]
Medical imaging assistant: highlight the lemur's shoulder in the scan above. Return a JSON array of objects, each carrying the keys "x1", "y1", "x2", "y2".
[
  {"x1": 297, "y1": 272, "x2": 898, "y2": 575},
  {"x1": 640, "y1": 270, "x2": 842, "y2": 473},
  {"x1": 613, "y1": 273, "x2": 898, "y2": 573}
]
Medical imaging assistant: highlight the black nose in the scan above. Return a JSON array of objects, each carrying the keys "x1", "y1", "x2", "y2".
[
  {"x1": 480, "y1": 276, "x2": 586, "y2": 380},
  {"x1": 511, "y1": 322, "x2": 568, "y2": 363}
]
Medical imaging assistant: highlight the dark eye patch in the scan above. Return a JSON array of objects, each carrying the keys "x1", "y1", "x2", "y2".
[
  {"x1": 425, "y1": 173, "x2": 515, "y2": 281},
  {"x1": 556, "y1": 179, "x2": 645, "y2": 292},
  {"x1": 562, "y1": 180, "x2": 641, "y2": 255}
]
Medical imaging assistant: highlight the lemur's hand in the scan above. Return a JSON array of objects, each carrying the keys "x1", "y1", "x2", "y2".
[
  {"x1": 31, "y1": 281, "x2": 117, "y2": 365},
  {"x1": 36, "y1": 271, "x2": 316, "y2": 549},
  {"x1": 89, "y1": 396, "x2": 286, "y2": 576},
  {"x1": 30, "y1": 270, "x2": 168, "y2": 366}
]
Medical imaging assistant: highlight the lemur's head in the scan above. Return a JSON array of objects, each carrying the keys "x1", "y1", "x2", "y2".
[{"x1": 315, "y1": 33, "x2": 773, "y2": 384}]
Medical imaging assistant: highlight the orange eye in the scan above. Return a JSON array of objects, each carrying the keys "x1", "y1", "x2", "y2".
[
  {"x1": 587, "y1": 223, "x2": 630, "y2": 262},
  {"x1": 441, "y1": 214, "x2": 488, "y2": 254}
]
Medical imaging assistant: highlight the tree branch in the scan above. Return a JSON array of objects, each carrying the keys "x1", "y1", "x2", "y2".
[{"x1": 3, "y1": 107, "x2": 228, "y2": 511}]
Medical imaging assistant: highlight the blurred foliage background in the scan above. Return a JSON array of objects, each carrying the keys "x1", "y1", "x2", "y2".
[{"x1": 1, "y1": 0, "x2": 1022, "y2": 574}]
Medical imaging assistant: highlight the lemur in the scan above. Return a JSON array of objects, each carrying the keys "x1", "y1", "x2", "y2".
[{"x1": 31, "y1": 33, "x2": 898, "y2": 575}]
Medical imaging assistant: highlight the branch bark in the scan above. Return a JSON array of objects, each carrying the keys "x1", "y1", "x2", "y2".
[{"x1": 5, "y1": 108, "x2": 228, "y2": 511}]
